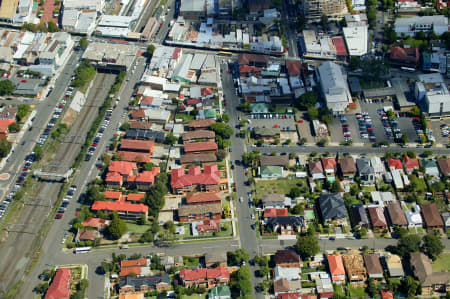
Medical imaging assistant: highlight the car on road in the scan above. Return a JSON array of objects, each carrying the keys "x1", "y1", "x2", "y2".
[{"x1": 55, "y1": 213, "x2": 63, "y2": 219}]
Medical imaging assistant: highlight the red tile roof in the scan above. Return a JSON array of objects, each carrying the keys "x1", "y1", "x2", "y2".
[
  {"x1": 131, "y1": 109, "x2": 146, "y2": 119},
  {"x1": 136, "y1": 167, "x2": 160, "y2": 184},
  {"x1": 106, "y1": 171, "x2": 123, "y2": 183},
  {"x1": 120, "y1": 139, "x2": 154, "y2": 153},
  {"x1": 186, "y1": 99, "x2": 202, "y2": 105},
  {"x1": 380, "y1": 290, "x2": 394, "y2": 299},
  {"x1": 81, "y1": 217, "x2": 110, "y2": 229},
  {"x1": 309, "y1": 161, "x2": 324, "y2": 174},
  {"x1": 328, "y1": 254, "x2": 345, "y2": 277},
  {"x1": 130, "y1": 121, "x2": 152, "y2": 130},
  {"x1": 104, "y1": 191, "x2": 123, "y2": 201},
  {"x1": 390, "y1": 46, "x2": 419, "y2": 63},
  {"x1": 332, "y1": 37, "x2": 348, "y2": 56},
  {"x1": 78, "y1": 229, "x2": 100, "y2": 241},
  {"x1": 179, "y1": 267, "x2": 230, "y2": 281},
  {"x1": 321, "y1": 157, "x2": 337, "y2": 171},
  {"x1": 184, "y1": 141, "x2": 218, "y2": 153},
  {"x1": 0, "y1": 120, "x2": 15, "y2": 127},
  {"x1": 264, "y1": 208, "x2": 289, "y2": 218},
  {"x1": 186, "y1": 192, "x2": 221, "y2": 204},
  {"x1": 368, "y1": 206, "x2": 387, "y2": 227},
  {"x1": 171, "y1": 165, "x2": 220, "y2": 189},
  {"x1": 108, "y1": 161, "x2": 136, "y2": 176},
  {"x1": 92, "y1": 201, "x2": 148, "y2": 213},
  {"x1": 197, "y1": 219, "x2": 220, "y2": 232},
  {"x1": 201, "y1": 88, "x2": 214, "y2": 96},
  {"x1": 403, "y1": 156, "x2": 419, "y2": 170},
  {"x1": 126, "y1": 193, "x2": 145, "y2": 202},
  {"x1": 172, "y1": 48, "x2": 182, "y2": 59},
  {"x1": 116, "y1": 151, "x2": 152, "y2": 163},
  {"x1": 140, "y1": 96, "x2": 154, "y2": 105},
  {"x1": 239, "y1": 65, "x2": 261, "y2": 74},
  {"x1": 119, "y1": 266, "x2": 142, "y2": 277},
  {"x1": 286, "y1": 60, "x2": 301, "y2": 76},
  {"x1": 387, "y1": 158, "x2": 403, "y2": 170},
  {"x1": 44, "y1": 268, "x2": 72, "y2": 299},
  {"x1": 121, "y1": 259, "x2": 148, "y2": 268},
  {"x1": 188, "y1": 119, "x2": 216, "y2": 129}
]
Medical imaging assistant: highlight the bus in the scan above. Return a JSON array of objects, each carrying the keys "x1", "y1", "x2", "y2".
[
  {"x1": 400, "y1": 67, "x2": 415, "y2": 72},
  {"x1": 74, "y1": 247, "x2": 92, "y2": 254},
  {"x1": 218, "y1": 51, "x2": 233, "y2": 56}
]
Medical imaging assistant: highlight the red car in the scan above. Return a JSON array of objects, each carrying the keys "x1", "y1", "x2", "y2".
[
  {"x1": 21, "y1": 79, "x2": 27, "y2": 83},
  {"x1": 227, "y1": 70, "x2": 231, "y2": 74},
  {"x1": 245, "y1": 171, "x2": 248, "y2": 176},
  {"x1": 342, "y1": 124, "x2": 348, "y2": 129},
  {"x1": 59, "y1": 104, "x2": 65, "y2": 109},
  {"x1": 75, "y1": 210, "x2": 80, "y2": 216},
  {"x1": 55, "y1": 213, "x2": 63, "y2": 219},
  {"x1": 297, "y1": 120, "x2": 304, "y2": 123}
]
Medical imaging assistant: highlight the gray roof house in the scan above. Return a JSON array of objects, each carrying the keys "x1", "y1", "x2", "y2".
[
  {"x1": 318, "y1": 193, "x2": 348, "y2": 223},
  {"x1": 261, "y1": 194, "x2": 289, "y2": 208},
  {"x1": 356, "y1": 158, "x2": 375, "y2": 185},
  {"x1": 422, "y1": 159, "x2": 440, "y2": 177},
  {"x1": 351, "y1": 205, "x2": 369, "y2": 228}
]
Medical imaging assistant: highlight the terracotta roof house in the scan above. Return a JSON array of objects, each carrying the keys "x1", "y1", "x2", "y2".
[
  {"x1": 106, "y1": 172, "x2": 124, "y2": 188},
  {"x1": 309, "y1": 161, "x2": 325, "y2": 180},
  {"x1": 386, "y1": 202, "x2": 408, "y2": 227},
  {"x1": 263, "y1": 208, "x2": 289, "y2": 219},
  {"x1": 351, "y1": 205, "x2": 369, "y2": 228},
  {"x1": 171, "y1": 165, "x2": 221, "y2": 193},
  {"x1": 364, "y1": 254, "x2": 383, "y2": 279},
  {"x1": 184, "y1": 141, "x2": 218, "y2": 154},
  {"x1": 178, "y1": 203, "x2": 222, "y2": 223},
  {"x1": 182, "y1": 130, "x2": 215, "y2": 143},
  {"x1": 121, "y1": 259, "x2": 149, "y2": 268},
  {"x1": 338, "y1": 157, "x2": 357, "y2": 178},
  {"x1": 410, "y1": 252, "x2": 450, "y2": 296},
  {"x1": 126, "y1": 193, "x2": 145, "y2": 203},
  {"x1": 130, "y1": 121, "x2": 153, "y2": 130},
  {"x1": 390, "y1": 46, "x2": 420, "y2": 67},
  {"x1": 81, "y1": 217, "x2": 110, "y2": 230},
  {"x1": 131, "y1": 109, "x2": 146, "y2": 120},
  {"x1": 342, "y1": 254, "x2": 366, "y2": 282},
  {"x1": 119, "y1": 273, "x2": 170, "y2": 294},
  {"x1": 321, "y1": 157, "x2": 337, "y2": 176},
  {"x1": 197, "y1": 219, "x2": 220, "y2": 234},
  {"x1": 387, "y1": 158, "x2": 403, "y2": 171},
  {"x1": 327, "y1": 254, "x2": 345, "y2": 284},
  {"x1": 186, "y1": 192, "x2": 221, "y2": 205},
  {"x1": 238, "y1": 53, "x2": 269, "y2": 67},
  {"x1": 188, "y1": 119, "x2": 216, "y2": 130},
  {"x1": 180, "y1": 153, "x2": 217, "y2": 165},
  {"x1": 273, "y1": 278, "x2": 302, "y2": 296},
  {"x1": 104, "y1": 191, "x2": 123, "y2": 201},
  {"x1": 120, "y1": 139, "x2": 154, "y2": 154},
  {"x1": 260, "y1": 155, "x2": 289, "y2": 167},
  {"x1": 437, "y1": 158, "x2": 450, "y2": 177},
  {"x1": 44, "y1": 268, "x2": 72, "y2": 299},
  {"x1": 179, "y1": 267, "x2": 230, "y2": 288},
  {"x1": 76, "y1": 229, "x2": 100, "y2": 242},
  {"x1": 92, "y1": 201, "x2": 148, "y2": 220},
  {"x1": 116, "y1": 151, "x2": 152, "y2": 163},
  {"x1": 319, "y1": 193, "x2": 348, "y2": 224},
  {"x1": 108, "y1": 161, "x2": 137, "y2": 179},
  {"x1": 134, "y1": 167, "x2": 160, "y2": 191},
  {"x1": 368, "y1": 206, "x2": 388, "y2": 229},
  {"x1": 266, "y1": 216, "x2": 305, "y2": 235},
  {"x1": 403, "y1": 156, "x2": 419, "y2": 174},
  {"x1": 274, "y1": 250, "x2": 303, "y2": 268},
  {"x1": 420, "y1": 203, "x2": 444, "y2": 229},
  {"x1": 380, "y1": 290, "x2": 394, "y2": 299},
  {"x1": 286, "y1": 60, "x2": 302, "y2": 76}
]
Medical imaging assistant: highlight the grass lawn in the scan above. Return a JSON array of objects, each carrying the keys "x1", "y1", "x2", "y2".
[
  {"x1": 360, "y1": 78, "x2": 385, "y2": 89},
  {"x1": 255, "y1": 178, "x2": 308, "y2": 197},
  {"x1": 181, "y1": 294, "x2": 206, "y2": 299},
  {"x1": 126, "y1": 223, "x2": 151, "y2": 234},
  {"x1": 348, "y1": 285, "x2": 368, "y2": 298},
  {"x1": 333, "y1": 284, "x2": 345, "y2": 297},
  {"x1": 432, "y1": 253, "x2": 450, "y2": 272},
  {"x1": 183, "y1": 256, "x2": 200, "y2": 267},
  {"x1": 361, "y1": 186, "x2": 376, "y2": 192},
  {"x1": 176, "y1": 113, "x2": 196, "y2": 123}
]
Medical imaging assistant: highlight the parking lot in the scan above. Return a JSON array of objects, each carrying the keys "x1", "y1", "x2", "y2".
[
  {"x1": 430, "y1": 120, "x2": 450, "y2": 146},
  {"x1": 248, "y1": 114, "x2": 298, "y2": 143}
]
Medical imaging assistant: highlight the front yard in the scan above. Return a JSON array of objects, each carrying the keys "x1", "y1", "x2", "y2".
[
  {"x1": 432, "y1": 253, "x2": 450, "y2": 272},
  {"x1": 255, "y1": 177, "x2": 308, "y2": 197}
]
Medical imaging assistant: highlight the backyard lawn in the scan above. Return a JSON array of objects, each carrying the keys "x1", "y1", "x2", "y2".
[
  {"x1": 181, "y1": 295, "x2": 206, "y2": 299},
  {"x1": 432, "y1": 253, "x2": 450, "y2": 272},
  {"x1": 176, "y1": 113, "x2": 196, "y2": 123},
  {"x1": 255, "y1": 178, "x2": 308, "y2": 196},
  {"x1": 126, "y1": 223, "x2": 151, "y2": 234}
]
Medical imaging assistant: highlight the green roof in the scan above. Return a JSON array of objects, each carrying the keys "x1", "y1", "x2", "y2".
[
  {"x1": 209, "y1": 286, "x2": 231, "y2": 298},
  {"x1": 260, "y1": 165, "x2": 283, "y2": 177},
  {"x1": 204, "y1": 109, "x2": 217, "y2": 119},
  {"x1": 421, "y1": 159, "x2": 437, "y2": 168},
  {"x1": 250, "y1": 103, "x2": 269, "y2": 113}
]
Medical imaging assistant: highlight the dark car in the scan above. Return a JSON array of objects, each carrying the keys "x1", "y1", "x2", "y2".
[{"x1": 85, "y1": 154, "x2": 92, "y2": 161}]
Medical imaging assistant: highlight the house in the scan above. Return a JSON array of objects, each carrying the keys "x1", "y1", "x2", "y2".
[
  {"x1": 316, "y1": 61, "x2": 351, "y2": 114},
  {"x1": 120, "y1": 259, "x2": 153, "y2": 277},
  {"x1": 44, "y1": 268, "x2": 72, "y2": 299},
  {"x1": 321, "y1": 157, "x2": 337, "y2": 179},
  {"x1": 390, "y1": 46, "x2": 420, "y2": 68},
  {"x1": 120, "y1": 139, "x2": 154, "y2": 154},
  {"x1": 420, "y1": 203, "x2": 444, "y2": 229},
  {"x1": 380, "y1": 290, "x2": 394, "y2": 299},
  {"x1": 363, "y1": 254, "x2": 383, "y2": 279},
  {"x1": 81, "y1": 217, "x2": 110, "y2": 230},
  {"x1": 274, "y1": 266, "x2": 301, "y2": 281},
  {"x1": 116, "y1": 151, "x2": 152, "y2": 163},
  {"x1": 386, "y1": 203, "x2": 408, "y2": 228},
  {"x1": 186, "y1": 192, "x2": 221, "y2": 205},
  {"x1": 76, "y1": 229, "x2": 100, "y2": 242},
  {"x1": 356, "y1": 158, "x2": 375, "y2": 185},
  {"x1": 178, "y1": 203, "x2": 222, "y2": 223},
  {"x1": 442, "y1": 212, "x2": 450, "y2": 229},
  {"x1": 182, "y1": 130, "x2": 215, "y2": 143},
  {"x1": 184, "y1": 141, "x2": 218, "y2": 155},
  {"x1": 205, "y1": 252, "x2": 227, "y2": 267},
  {"x1": 119, "y1": 292, "x2": 145, "y2": 299},
  {"x1": 180, "y1": 153, "x2": 217, "y2": 165},
  {"x1": 273, "y1": 278, "x2": 302, "y2": 296},
  {"x1": 254, "y1": 127, "x2": 281, "y2": 142},
  {"x1": 318, "y1": 193, "x2": 348, "y2": 224},
  {"x1": 351, "y1": 205, "x2": 369, "y2": 228},
  {"x1": 370, "y1": 157, "x2": 385, "y2": 176},
  {"x1": 327, "y1": 254, "x2": 345, "y2": 284},
  {"x1": 368, "y1": 206, "x2": 387, "y2": 230},
  {"x1": 406, "y1": 205, "x2": 423, "y2": 228},
  {"x1": 274, "y1": 250, "x2": 303, "y2": 268},
  {"x1": 309, "y1": 161, "x2": 325, "y2": 180},
  {"x1": 107, "y1": 161, "x2": 137, "y2": 180},
  {"x1": 387, "y1": 158, "x2": 403, "y2": 171},
  {"x1": 119, "y1": 274, "x2": 171, "y2": 294},
  {"x1": 179, "y1": 267, "x2": 230, "y2": 288},
  {"x1": 385, "y1": 254, "x2": 404, "y2": 277},
  {"x1": 422, "y1": 160, "x2": 440, "y2": 177},
  {"x1": 342, "y1": 254, "x2": 366, "y2": 283},
  {"x1": 261, "y1": 194, "x2": 286, "y2": 208},
  {"x1": 238, "y1": 53, "x2": 269, "y2": 67},
  {"x1": 410, "y1": 252, "x2": 450, "y2": 295},
  {"x1": 188, "y1": 119, "x2": 215, "y2": 130},
  {"x1": 209, "y1": 286, "x2": 231, "y2": 299},
  {"x1": 197, "y1": 219, "x2": 221, "y2": 234},
  {"x1": 266, "y1": 216, "x2": 305, "y2": 235},
  {"x1": 260, "y1": 165, "x2": 283, "y2": 178},
  {"x1": 263, "y1": 208, "x2": 289, "y2": 219},
  {"x1": 171, "y1": 165, "x2": 220, "y2": 193},
  {"x1": 133, "y1": 167, "x2": 160, "y2": 191},
  {"x1": 91, "y1": 201, "x2": 148, "y2": 220},
  {"x1": 339, "y1": 157, "x2": 357, "y2": 178},
  {"x1": 403, "y1": 156, "x2": 419, "y2": 174},
  {"x1": 260, "y1": 155, "x2": 289, "y2": 167},
  {"x1": 437, "y1": 158, "x2": 450, "y2": 177}
]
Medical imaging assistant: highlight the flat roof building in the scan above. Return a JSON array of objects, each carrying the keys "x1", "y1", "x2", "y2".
[
  {"x1": 82, "y1": 42, "x2": 138, "y2": 71},
  {"x1": 343, "y1": 25, "x2": 368, "y2": 56},
  {"x1": 317, "y1": 61, "x2": 352, "y2": 114}
]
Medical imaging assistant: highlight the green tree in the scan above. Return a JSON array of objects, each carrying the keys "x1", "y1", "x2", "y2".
[
  {"x1": 0, "y1": 80, "x2": 15, "y2": 96},
  {"x1": 321, "y1": 14, "x2": 328, "y2": 30},
  {"x1": 137, "y1": 214, "x2": 147, "y2": 225},
  {"x1": 227, "y1": 249, "x2": 249, "y2": 266},
  {"x1": 164, "y1": 133, "x2": 178, "y2": 145},
  {"x1": 349, "y1": 57, "x2": 361, "y2": 70},
  {"x1": 400, "y1": 133, "x2": 408, "y2": 144},
  {"x1": 79, "y1": 36, "x2": 88, "y2": 50},
  {"x1": 367, "y1": 278, "x2": 378, "y2": 297},
  {"x1": 8, "y1": 122, "x2": 20, "y2": 133},
  {"x1": 415, "y1": 30, "x2": 426, "y2": 40},
  {"x1": 0, "y1": 139, "x2": 11, "y2": 158},
  {"x1": 330, "y1": 180, "x2": 342, "y2": 192},
  {"x1": 219, "y1": 113, "x2": 230, "y2": 123},
  {"x1": 397, "y1": 234, "x2": 421, "y2": 257},
  {"x1": 17, "y1": 104, "x2": 31, "y2": 121},
  {"x1": 139, "y1": 229, "x2": 154, "y2": 243},
  {"x1": 307, "y1": 107, "x2": 319, "y2": 120},
  {"x1": 34, "y1": 144, "x2": 43, "y2": 161},
  {"x1": 400, "y1": 276, "x2": 421, "y2": 298},
  {"x1": 85, "y1": 184, "x2": 106, "y2": 205},
  {"x1": 295, "y1": 235, "x2": 320, "y2": 260},
  {"x1": 236, "y1": 266, "x2": 252, "y2": 295},
  {"x1": 291, "y1": 203, "x2": 304, "y2": 215},
  {"x1": 108, "y1": 212, "x2": 128, "y2": 239},
  {"x1": 34, "y1": 283, "x2": 49, "y2": 294},
  {"x1": 146, "y1": 44, "x2": 156, "y2": 56},
  {"x1": 216, "y1": 149, "x2": 227, "y2": 161},
  {"x1": 297, "y1": 91, "x2": 318, "y2": 109},
  {"x1": 410, "y1": 106, "x2": 421, "y2": 117},
  {"x1": 422, "y1": 234, "x2": 444, "y2": 260},
  {"x1": 289, "y1": 186, "x2": 302, "y2": 198},
  {"x1": 210, "y1": 122, "x2": 234, "y2": 138},
  {"x1": 430, "y1": 181, "x2": 445, "y2": 193},
  {"x1": 422, "y1": 150, "x2": 433, "y2": 158},
  {"x1": 163, "y1": 220, "x2": 176, "y2": 234},
  {"x1": 119, "y1": 122, "x2": 130, "y2": 131},
  {"x1": 47, "y1": 21, "x2": 59, "y2": 32}
]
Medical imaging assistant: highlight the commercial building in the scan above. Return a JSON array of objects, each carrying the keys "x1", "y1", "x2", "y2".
[
  {"x1": 96, "y1": 15, "x2": 136, "y2": 38},
  {"x1": 343, "y1": 25, "x2": 368, "y2": 56},
  {"x1": 82, "y1": 42, "x2": 138, "y2": 71},
  {"x1": 180, "y1": 0, "x2": 206, "y2": 19},
  {"x1": 302, "y1": 0, "x2": 348, "y2": 22},
  {"x1": 301, "y1": 30, "x2": 337, "y2": 60},
  {"x1": 394, "y1": 15, "x2": 449, "y2": 37},
  {"x1": 414, "y1": 73, "x2": 450, "y2": 116},
  {"x1": 62, "y1": 10, "x2": 97, "y2": 35}
]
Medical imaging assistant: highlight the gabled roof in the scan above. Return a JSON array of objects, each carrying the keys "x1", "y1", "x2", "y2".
[
  {"x1": 121, "y1": 259, "x2": 148, "y2": 268},
  {"x1": 126, "y1": 193, "x2": 145, "y2": 202},
  {"x1": 92, "y1": 201, "x2": 148, "y2": 213},
  {"x1": 390, "y1": 46, "x2": 419, "y2": 63},
  {"x1": 182, "y1": 130, "x2": 215, "y2": 141},
  {"x1": 319, "y1": 193, "x2": 347, "y2": 220},
  {"x1": 171, "y1": 165, "x2": 220, "y2": 188},
  {"x1": 403, "y1": 156, "x2": 419, "y2": 170},
  {"x1": 136, "y1": 167, "x2": 160, "y2": 184},
  {"x1": 179, "y1": 267, "x2": 230, "y2": 281},
  {"x1": 106, "y1": 171, "x2": 123, "y2": 183},
  {"x1": 119, "y1": 273, "x2": 170, "y2": 288},
  {"x1": 368, "y1": 206, "x2": 387, "y2": 227},
  {"x1": 116, "y1": 151, "x2": 152, "y2": 163},
  {"x1": 120, "y1": 139, "x2": 154, "y2": 152},
  {"x1": 188, "y1": 119, "x2": 215, "y2": 128},
  {"x1": 437, "y1": 158, "x2": 450, "y2": 176},
  {"x1": 410, "y1": 252, "x2": 450, "y2": 286},
  {"x1": 238, "y1": 53, "x2": 269, "y2": 65},
  {"x1": 81, "y1": 217, "x2": 110, "y2": 229},
  {"x1": 186, "y1": 192, "x2": 221, "y2": 204},
  {"x1": 339, "y1": 157, "x2": 357, "y2": 174},
  {"x1": 286, "y1": 60, "x2": 301, "y2": 76},
  {"x1": 380, "y1": 290, "x2": 394, "y2": 299},
  {"x1": 197, "y1": 219, "x2": 220, "y2": 232},
  {"x1": 420, "y1": 203, "x2": 444, "y2": 227},
  {"x1": 184, "y1": 141, "x2": 218, "y2": 153},
  {"x1": 356, "y1": 158, "x2": 374, "y2": 175},
  {"x1": 267, "y1": 216, "x2": 305, "y2": 227},
  {"x1": 274, "y1": 250, "x2": 302, "y2": 265},
  {"x1": 309, "y1": 161, "x2": 324, "y2": 174},
  {"x1": 264, "y1": 208, "x2": 289, "y2": 218},
  {"x1": 108, "y1": 161, "x2": 136, "y2": 176},
  {"x1": 351, "y1": 205, "x2": 369, "y2": 226},
  {"x1": 328, "y1": 254, "x2": 345, "y2": 276},
  {"x1": 386, "y1": 203, "x2": 407, "y2": 226},
  {"x1": 178, "y1": 203, "x2": 222, "y2": 217},
  {"x1": 104, "y1": 191, "x2": 123, "y2": 200},
  {"x1": 363, "y1": 254, "x2": 383, "y2": 275},
  {"x1": 387, "y1": 158, "x2": 403, "y2": 170},
  {"x1": 260, "y1": 155, "x2": 289, "y2": 166},
  {"x1": 261, "y1": 193, "x2": 285, "y2": 204},
  {"x1": 78, "y1": 229, "x2": 100, "y2": 240},
  {"x1": 44, "y1": 268, "x2": 72, "y2": 299},
  {"x1": 321, "y1": 157, "x2": 337, "y2": 171},
  {"x1": 180, "y1": 153, "x2": 217, "y2": 164}
]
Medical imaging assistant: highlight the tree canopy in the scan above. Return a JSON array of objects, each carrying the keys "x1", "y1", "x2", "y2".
[
  {"x1": 295, "y1": 235, "x2": 320, "y2": 260},
  {"x1": 108, "y1": 212, "x2": 128, "y2": 239},
  {"x1": 236, "y1": 266, "x2": 252, "y2": 296},
  {"x1": 0, "y1": 80, "x2": 15, "y2": 96},
  {"x1": 422, "y1": 234, "x2": 444, "y2": 260},
  {"x1": 211, "y1": 122, "x2": 234, "y2": 139}
]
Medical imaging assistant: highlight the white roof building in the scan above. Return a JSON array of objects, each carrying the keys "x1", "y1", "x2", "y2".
[
  {"x1": 343, "y1": 25, "x2": 368, "y2": 56},
  {"x1": 394, "y1": 15, "x2": 449, "y2": 37},
  {"x1": 274, "y1": 266, "x2": 301, "y2": 281},
  {"x1": 316, "y1": 61, "x2": 351, "y2": 113},
  {"x1": 405, "y1": 205, "x2": 423, "y2": 228},
  {"x1": 302, "y1": 30, "x2": 336, "y2": 59},
  {"x1": 63, "y1": 0, "x2": 104, "y2": 11},
  {"x1": 391, "y1": 169, "x2": 404, "y2": 190},
  {"x1": 370, "y1": 156, "x2": 385, "y2": 175}
]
